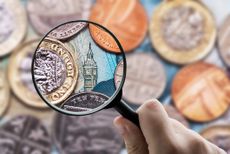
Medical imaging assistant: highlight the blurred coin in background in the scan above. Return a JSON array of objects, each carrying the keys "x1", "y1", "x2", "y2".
[
  {"x1": 164, "y1": 104, "x2": 190, "y2": 128},
  {"x1": 27, "y1": 0, "x2": 93, "y2": 35},
  {"x1": 218, "y1": 15, "x2": 230, "y2": 67},
  {"x1": 0, "y1": 68, "x2": 10, "y2": 116},
  {"x1": 172, "y1": 62, "x2": 230, "y2": 122},
  {"x1": 200, "y1": 124, "x2": 230, "y2": 153},
  {"x1": 53, "y1": 109, "x2": 123, "y2": 154},
  {"x1": 0, "y1": 115, "x2": 52, "y2": 154},
  {"x1": 89, "y1": 0, "x2": 148, "y2": 52},
  {"x1": 0, "y1": 0, "x2": 27, "y2": 57},
  {"x1": 8, "y1": 40, "x2": 47, "y2": 108},
  {"x1": 33, "y1": 38, "x2": 78, "y2": 105},
  {"x1": 115, "y1": 53, "x2": 166, "y2": 105},
  {"x1": 150, "y1": 0, "x2": 216, "y2": 64}
]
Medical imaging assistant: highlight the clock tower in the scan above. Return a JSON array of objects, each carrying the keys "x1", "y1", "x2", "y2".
[{"x1": 83, "y1": 43, "x2": 97, "y2": 91}]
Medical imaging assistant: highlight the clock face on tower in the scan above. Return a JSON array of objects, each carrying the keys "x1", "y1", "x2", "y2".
[{"x1": 83, "y1": 43, "x2": 98, "y2": 91}]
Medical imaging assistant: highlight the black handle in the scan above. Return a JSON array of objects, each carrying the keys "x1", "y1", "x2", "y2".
[{"x1": 114, "y1": 99, "x2": 140, "y2": 128}]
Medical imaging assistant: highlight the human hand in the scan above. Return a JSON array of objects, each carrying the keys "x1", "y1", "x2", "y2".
[{"x1": 114, "y1": 99, "x2": 226, "y2": 154}]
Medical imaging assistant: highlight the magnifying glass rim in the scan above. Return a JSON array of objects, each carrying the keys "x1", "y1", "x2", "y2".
[{"x1": 31, "y1": 20, "x2": 127, "y2": 116}]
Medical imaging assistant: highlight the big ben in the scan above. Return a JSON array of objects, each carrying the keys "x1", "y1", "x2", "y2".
[{"x1": 83, "y1": 43, "x2": 97, "y2": 91}]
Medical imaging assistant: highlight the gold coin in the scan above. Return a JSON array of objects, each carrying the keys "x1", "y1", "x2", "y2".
[
  {"x1": 0, "y1": 0, "x2": 27, "y2": 57},
  {"x1": 150, "y1": 0, "x2": 216, "y2": 64},
  {"x1": 33, "y1": 38, "x2": 78, "y2": 105},
  {"x1": 0, "y1": 68, "x2": 10, "y2": 116},
  {"x1": 8, "y1": 40, "x2": 47, "y2": 108}
]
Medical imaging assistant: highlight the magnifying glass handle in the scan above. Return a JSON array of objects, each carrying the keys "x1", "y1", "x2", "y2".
[{"x1": 114, "y1": 100, "x2": 140, "y2": 128}]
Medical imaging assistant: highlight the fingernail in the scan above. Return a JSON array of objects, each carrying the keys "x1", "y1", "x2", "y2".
[{"x1": 146, "y1": 99, "x2": 158, "y2": 109}]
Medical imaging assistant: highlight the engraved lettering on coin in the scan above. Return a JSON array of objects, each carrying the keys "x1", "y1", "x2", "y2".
[
  {"x1": 34, "y1": 49, "x2": 66, "y2": 94},
  {"x1": 32, "y1": 38, "x2": 78, "y2": 104},
  {"x1": 162, "y1": 6, "x2": 204, "y2": 50},
  {"x1": 115, "y1": 53, "x2": 166, "y2": 105},
  {"x1": 53, "y1": 109, "x2": 123, "y2": 154},
  {"x1": 0, "y1": 0, "x2": 14, "y2": 43},
  {"x1": 61, "y1": 92, "x2": 108, "y2": 112},
  {"x1": 48, "y1": 22, "x2": 87, "y2": 40},
  {"x1": 27, "y1": 0, "x2": 92, "y2": 35},
  {"x1": 0, "y1": 115, "x2": 52, "y2": 154}
]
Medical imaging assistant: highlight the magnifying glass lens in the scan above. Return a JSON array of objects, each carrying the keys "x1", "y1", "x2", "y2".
[{"x1": 32, "y1": 21, "x2": 125, "y2": 115}]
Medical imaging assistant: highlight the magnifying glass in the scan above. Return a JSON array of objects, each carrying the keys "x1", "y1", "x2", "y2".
[{"x1": 31, "y1": 20, "x2": 139, "y2": 127}]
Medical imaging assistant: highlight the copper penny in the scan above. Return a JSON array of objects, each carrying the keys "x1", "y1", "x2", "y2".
[
  {"x1": 164, "y1": 104, "x2": 189, "y2": 128},
  {"x1": 115, "y1": 53, "x2": 166, "y2": 105},
  {"x1": 172, "y1": 62, "x2": 230, "y2": 122},
  {"x1": 200, "y1": 124, "x2": 230, "y2": 153},
  {"x1": 89, "y1": 0, "x2": 148, "y2": 53},
  {"x1": 218, "y1": 15, "x2": 230, "y2": 67},
  {"x1": 27, "y1": 0, "x2": 92, "y2": 35}
]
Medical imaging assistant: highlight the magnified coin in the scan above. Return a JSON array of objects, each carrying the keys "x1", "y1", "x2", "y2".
[
  {"x1": 218, "y1": 15, "x2": 230, "y2": 67},
  {"x1": 62, "y1": 92, "x2": 109, "y2": 112},
  {"x1": 164, "y1": 104, "x2": 189, "y2": 128},
  {"x1": 150, "y1": 0, "x2": 216, "y2": 64},
  {"x1": 0, "y1": 69, "x2": 10, "y2": 116},
  {"x1": 53, "y1": 109, "x2": 124, "y2": 154},
  {"x1": 200, "y1": 124, "x2": 230, "y2": 153},
  {"x1": 172, "y1": 62, "x2": 230, "y2": 122},
  {"x1": 27, "y1": 0, "x2": 93, "y2": 35},
  {"x1": 89, "y1": 0, "x2": 148, "y2": 52},
  {"x1": 48, "y1": 22, "x2": 87, "y2": 40},
  {"x1": 0, "y1": 0, "x2": 27, "y2": 57},
  {"x1": 32, "y1": 21, "x2": 125, "y2": 116},
  {"x1": 115, "y1": 53, "x2": 166, "y2": 105},
  {"x1": 0, "y1": 115, "x2": 52, "y2": 154},
  {"x1": 33, "y1": 38, "x2": 78, "y2": 105},
  {"x1": 8, "y1": 40, "x2": 47, "y2": 108}
]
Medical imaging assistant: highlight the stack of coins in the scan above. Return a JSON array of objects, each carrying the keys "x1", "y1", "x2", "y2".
[{"x1": 0, "y1": 0, "x2": 230, "y2": 153}]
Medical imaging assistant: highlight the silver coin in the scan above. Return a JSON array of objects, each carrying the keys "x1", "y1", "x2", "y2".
[
  {"x1": 53, "y1": 109, "x2": 124, "y2": 154},
  {"x1": 115, "y1": 53, "x2": 166, "y2": 105},
  {"x1": 48, "y1": 22, "x2": 87, "y2": 40},
  {"x1": 27, "y1": 0, "x2": 93, "y2": 35},
  {"x1": 162, "y1": 6, "x2": 204, "y2": 51},
  {"x1": 0, "y1": 0, "x2": 15, "y2": 43},
  {"x1": 61, "y1": 92, "x2": 108, "y2": 112},
  {"x1": 34, "y1": 48, "x2": 66, "y2": 95},
  {"x1": 0, "y1": 115, "x2": 52, "y2": 154},
  {"x1": 218, "y1": 15, "x2": 230, "y2": 67}
]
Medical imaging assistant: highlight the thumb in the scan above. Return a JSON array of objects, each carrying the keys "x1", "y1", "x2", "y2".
[{"x1": 114, "y1": 116, "x2": 148, "y2": 154}]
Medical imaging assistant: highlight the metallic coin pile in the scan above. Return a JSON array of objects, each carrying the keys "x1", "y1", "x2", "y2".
[
  {"x1": 53, "y1": 109, "x2": 123, "y2": 154},
  {"x1": 0, "y1": 115, "x2": 52, "y2": 154},
  {"x1": 0, "y1": 0, "x2": 230, "y2": 153}
]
